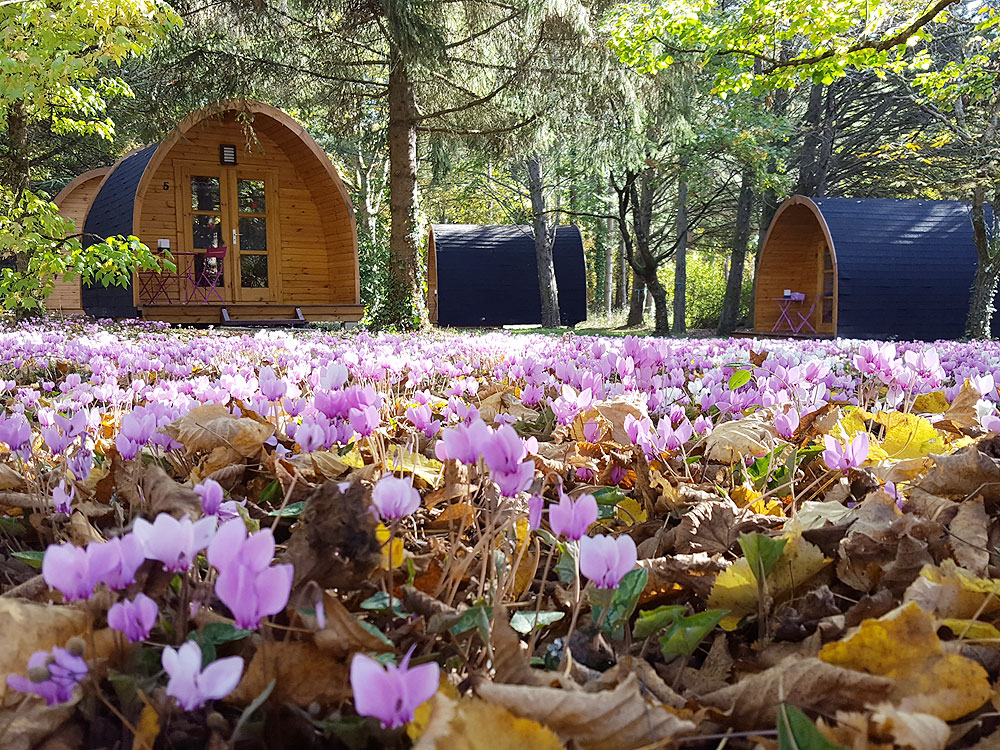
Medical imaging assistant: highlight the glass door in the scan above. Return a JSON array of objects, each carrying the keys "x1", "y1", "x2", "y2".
[
  {"x1": 183, "y1": 167, "x2": 232, "y2": 303},
  {"x1": 232, "y1": 172, "x2": 275, "y2": 302}
]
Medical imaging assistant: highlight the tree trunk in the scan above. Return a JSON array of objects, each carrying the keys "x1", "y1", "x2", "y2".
[
  {"x1": 605, "y1": 215, "x2": 614, "y2": 316},
  {"x1": 384, "y1": 55, "x2": 426, "y2": 329},
  {"x1": 796, "y1": 83, "x2": 825, "y2": 195},
  {"x1": 527, "y1": 153, "x2": 560, "y2": 327},
  {"x1": 672, "y1": 171, "x2": 688, "y2": 334},
  {"x1": 966, "y1": 186, "x2": 1000, "y2": 339},
  {"x1": 646, "y1": 272, "x2": 670, "y2": 335},
  {"x1": 718, "y1": 171, "x2": 754, "y2": 334},
  {"x1": 626, "y1": 271, "x2": 645, "y2": 327}
]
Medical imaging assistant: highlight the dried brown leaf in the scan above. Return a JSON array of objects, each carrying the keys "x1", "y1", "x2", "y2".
[
  {"x1": 314, "y1": 593, "x2": 392, "y2": 658},
  {"x1": 0, "y1": 693, "x2": 77, "y2": 750},
  {"x1": 413, "y1": 691, "x2": 564, "y2": 750},
  {"x1": 474, "y1": 672, "x2": 696, "y2": 750},
  {"x1": 140, "y1": 465, "x2": 201, "y2": 517},
  {"x1": 915, "y1": 438, "x2": 1000, "y2": 503},
  {"x1": 699, "y1": 657, "x2": 894, "y2": 728},
  {"x1": 704, "y1": 418, "x2": 779, "y2": 463},
  {"x1": 949, "y1": 497, "x2": 990, "y2": 576},
  {"x1": 0, "y1": 464, "x2": 25, "y2": 491},
  {"x1": 638, "y1": 553, "x2": 728, "y2": 600},
  {"x1": 0, "y1": 599, "x2": 88, "y2": 701},
  {"x1": 161, "y1": 403, "x2": 274, "y2": 458},
  {"x1": 280, "y1": 481, "x2": 381, "y2": 592},
  {"x1": 593, "y1": 395, "x2": 648, "y2": 446},
  {"x1": 227, "y1": 641, "x2": 350, "y2": 707}
]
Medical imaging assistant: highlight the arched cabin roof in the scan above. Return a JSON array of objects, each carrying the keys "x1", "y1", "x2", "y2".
[
  {"x1": 763, "y1": 195, "x2": 997, "y2": 340},
  {"x1": 52, "y1": 168, "x2": 110, "y2": 208},
  {"x1": 80, "y1": 100, "x2": 359, "y2": 319},
  {"x1": 429, "y1": 224, "x2": 587, "y2": 327}
]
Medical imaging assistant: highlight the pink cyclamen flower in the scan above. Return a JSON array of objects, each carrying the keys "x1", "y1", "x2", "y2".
[
  {"x1": 42, "y1": 542, "x2": 100, "y2": 602},
  {"x1": 548, "y1": 493, "x2": 598, "y2": 541},
  {"x1": 405, "y1": 403, "x2": 441, "y2": 438},
  {"x1": 0, "y1": 413, "x2": 31, "y2": 453},
  {"x1": 7, "y1": 646, "x2": 88, "y2": 705},
  {"x1": 52, "y1": 480, "x2": 74, "y2": 514},
  {"x1": 527, "y1": 495, "x2": 544, "y2": 531},
  {"x1": 434, "y1": 420, "x2": 490, "y2": 464},
  {"x1": 823, "y1": 432, "x2": 870, "y2": 471},
  {"x1": 132, "y1": 513, "x2": 217, "y2": 572},
  {"x1": 350, "y1": 648, "x2": 439, "y2": 728},
  {"x1": 208, "y1": 519, "x2": 277, "y2": 572},
  {"x1": 194, "y1": 478, "x2": 225, "y2": 516},
  {"x1": 371, "y1": 474, "x2": 421, "y2": 520},
  {"x1": 215, "y1": 561, "x2": 294, "y2": 630},
  {"x1": 107, "y1": 593, "x2": 158, "y2": 643},
  {"x1": 774, "y1": 408, "x2": 800, "y2": 439},
  {"x1": 87, "y1": 534, "x2": 146, "y2": 590},
  {"x1": 162, "y1": 641, "x2": 244, "y2": 711},
  {"x1": 480, "y1": 424, "x2": 526, "y2": 474},
  {"x1": 349, "y1": 405, "x2": 380, "y2": 437},
  {"x1": 580, "y1": 534, "x2": 638, "y2": 589},
  {"x1": 258, "y1": 366, "x2": 287, "y2": 402}
]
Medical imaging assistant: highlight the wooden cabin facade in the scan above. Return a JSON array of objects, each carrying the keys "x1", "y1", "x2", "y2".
[
  {"x1": 58, "y1": 100, "x2": 362, "y2": 324},
  {"x1": 428, "y1": 224, "x2": 587, "y2": 327},
  {"x1": 754, "y1": 196, "x2": 1000, "y2": 340},
  {"x1": 50, "y1": 168, "x2": 109, "y2": 314}
]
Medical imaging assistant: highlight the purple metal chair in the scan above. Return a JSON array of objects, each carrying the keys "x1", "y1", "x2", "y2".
[
  {"x1": 186, "y1": 246, "x2": 227, "y2": 303},
  {"x1": 792, "y1": 294, "x2": 817, "y2": 334}
]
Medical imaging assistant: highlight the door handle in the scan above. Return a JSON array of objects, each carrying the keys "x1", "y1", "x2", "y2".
[{"x1": 232, "y1": 229, "x2": 238, "y2": 248}]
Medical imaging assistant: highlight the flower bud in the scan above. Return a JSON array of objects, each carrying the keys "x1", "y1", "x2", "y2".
[
  {"x1": 27, "y1": 665, "x2": 51, "y2": 683},
  {"x1": 65, "y1": 637, "x2": 86, "y2": 657}
]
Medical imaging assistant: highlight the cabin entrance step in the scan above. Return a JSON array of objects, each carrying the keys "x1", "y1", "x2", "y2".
[{"x1": 219, "y1": 307, "x2": 307, "y2": 327}]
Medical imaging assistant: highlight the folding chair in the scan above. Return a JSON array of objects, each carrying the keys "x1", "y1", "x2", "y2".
[
  {"x1": 791, "y1": 294, "x2": 817, "y2": 334},
  {"x1": 186, "y1": 246, "x2": 227, "y2": 303}
]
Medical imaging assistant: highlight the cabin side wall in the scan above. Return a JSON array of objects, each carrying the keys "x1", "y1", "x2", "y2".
[
  {"x1": 136, "y1": 113, "x2": 357, "y2": 307},
  {"x1": 51, "y1": 173, "x2": 106, "y2": 314},
  {"x1": 753, "y1": 204, "x2": 829, "y2": 333}
]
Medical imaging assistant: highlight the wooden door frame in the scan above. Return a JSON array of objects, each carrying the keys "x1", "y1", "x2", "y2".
[
  {"x1": 231, "y1": 167, "x2": 280, "y2": 303},
  {"x1": 176, "y1": 164, "x2": 235, "y2": 303}
]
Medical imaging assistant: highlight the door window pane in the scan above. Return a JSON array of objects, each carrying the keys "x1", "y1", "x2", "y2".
[
  {"x1": 823, "y1": 298, "x2": 834, "y2": 324},
  {"x1": 238, "y1": 179, "x2": 266, "y2": 213},
  {"x1": 239, "y1": 216, "x2": 267, "y2": 252},
  {"x1": 191, "y1": 176, "x2": 221, "y2": 211},
  {"x1": 823, "y1": 247, "x2": 833, "y2": 271},
  {"x1": 192, "y1": 215, "x2": 222, "y2": 249},
  {"x1": 823, "y1": 272, "x2": 834, "y2": 297},
  {"x1": 240, "y1": 255, "x2": 268, "y2": 288}
]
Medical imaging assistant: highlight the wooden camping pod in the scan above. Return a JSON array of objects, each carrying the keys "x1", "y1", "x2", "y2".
[
  {"x1": 427, "y1": 224, "x2": 587, "y2": 327},
  {"x1": 754, "y1": 195, "x2": 1000, "y2": 340},
  {"x1": 49, "y1": 168, "x2": 109, "y2": 315},
  {"x1": 57, "y1": 100, "x2": 362, "y2": 324}
]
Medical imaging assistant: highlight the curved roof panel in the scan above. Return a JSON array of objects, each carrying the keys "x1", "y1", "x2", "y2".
[{"x1": 431, "y1": 224, "x2": 587, "y2": 327}]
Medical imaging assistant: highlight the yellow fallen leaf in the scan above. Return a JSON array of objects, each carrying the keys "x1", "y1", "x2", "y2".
[
  {"x1": 904, "y1": 560, "x2": 1000, "y2": 620},
  {"x1": 408, "y1": 680, "x2": 460, "y2": 741},
  {"x1": 377, "y1": 522, "x2": 406, "y2": 570},
  {"x1": 616, "y1": 495, "x2": 647, "y2": 524},
  {"x1": 874, "y1": 411, "x2": 949, "y2": 460},
  {"x1": 730, "y1": 483, "x2": 759, "y2": 508},
  {"x1": 913, "y1": 391, "x2": 950, "y2": 414},
  {"x1": 134, "y1": 702, "x2": 160, "y2": 750},
  {"x1": 707, "y1": 523, "x2": 830, "y2": 630},
  {"x1": 412, "y1": 690, "x2": 564, "y2": 750},
  {"x1": 938, "y1": 619, "x2": 1000, "y2": 640},
  {"x1": 387, "y1": 449, "x2": 443, "y2": 487},
  {"x1": 819, "y1": 602, "x2": 991, "y2": 721},
  {"x1": 748, "y1": 497, "x2": 785, "y2": 517}
]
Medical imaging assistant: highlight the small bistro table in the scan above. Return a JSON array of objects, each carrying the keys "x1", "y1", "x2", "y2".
[{"x1": 771, "y1": 293, "x2": 806, "y2": 333}]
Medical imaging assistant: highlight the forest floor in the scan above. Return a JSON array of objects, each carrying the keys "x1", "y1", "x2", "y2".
[{"x1": 3, "y1": 320, "x2": 1000, "y2": 749}]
